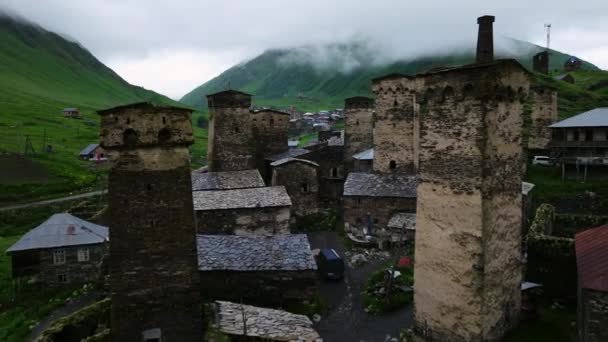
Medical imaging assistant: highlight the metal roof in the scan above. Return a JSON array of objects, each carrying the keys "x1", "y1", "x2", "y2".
[
  {"x1": 270, "y1": 158, "x2": 319, "y2": 168},
  {"x1": 197, "y1": 234, "x2": 317, "y2": 271},
  {"x1": 192, "y1": 186, "x2": 292, "y2": 211},
  {"x1": 287, "y1": 140, "x2": 299, "y2": 147},
  {"x1": 79, "y1": 143, "x2": 100, "y2": 156},
  {"x1": 6, "y1": 213, "x2": 108, "y2": 253},
  {"x1": 265, "y1": 148, "x2": 311, "y2": 162},
  {"x1": 191, "y1": 169, "x2": 265, "y2": 191},
  {"x1": 343, "y1": 173, "x2": 418, "y2": 198},
  {"x1": 549, "y1": 108, "x2": 608, "y2": 128},
  {"x1": 62, "y1": 108, "x2": 79, "y2": 112},
  {"x1": 575, "y1": 225, "x2": 608, "y2": 292},
  {"x1": 353, "y1": 148, "x2": 374, "y2": 161},
  {"x1": 522, "y1": 182, "x2": 535, "y2": 196}
]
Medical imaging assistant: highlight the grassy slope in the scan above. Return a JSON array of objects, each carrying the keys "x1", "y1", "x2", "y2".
[{"x1": 0, "y1": 14, "x2": 207, "y2": 202}]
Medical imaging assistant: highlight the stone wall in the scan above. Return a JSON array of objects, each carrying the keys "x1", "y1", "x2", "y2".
[
  {"x1": 103, "y1": 104, "x2": 202, "y2": 341},
  {"x1": 528, "y1": 87, "x2": 558, "y2": 150},
  {"x1": 252, "y1": 110, "x2": 289, "y2": 180},
  {"x1": 301, "y1": 145, "x2": 345, "y2": 208},
  {"x1": 413, "y1": 60, "x2": 529, "y2": 341},
  {"x1": 579, "y1": 289, "x2": 608, "y2": 342},
  {"x1": 200, "y1": 270, "x2": 319, "y2": 309},
  {"x1": 343, "y1": 196, "x2": 416, "y2": 241},
  {"x1": 271, "y1": 161, "x2": 319, "y2": 216},
  {"x1": 344, "y1": 97, "x2": 374, "y2": 173},
  {"x1": 195, "y1": 206, "x2": 291, "y2": 236},
  {"x1": 372, "y1": 75, "x2": 417, "y2": 174},
  {"x1": 37, "y1": 244, "x2": 107, "y2": 285},
  {"x1": 207, "y1": 91, "x2": 255, "y2": 171},
  {"x1": 353, "y1": 159, "x2": 373, "y2": 173}
]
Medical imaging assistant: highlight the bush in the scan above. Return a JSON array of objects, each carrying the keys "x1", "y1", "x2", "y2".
[
  {"x1": 290, "y1": 209, "x2": 337, "y2": 233},
  {"x1": 362, "y1": 266, "x2": 413, "y2": 315}
]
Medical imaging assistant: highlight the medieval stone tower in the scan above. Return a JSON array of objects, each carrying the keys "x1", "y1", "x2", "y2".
[
  {"x1": 207, "y1": 90, "x2": 255, "y2": 172},
  {"x1": 372, "y1": 74, "x2": 417, "y2": 174},
  {"x1": 251, "y1": 109, "x2": 290, "y2": 181},
  {"x1": 99, "y1": 103, "x2": 203, "y2": 341},
  {"x1": 533, "y1": 51, "x2": 550, "y2": 75},
  {"x1": 413, "y1": 17, "x2": 529, "y2": 341},
  {"x1": 528, "y1": 87, "x2": 558, "y2": 151},
  {"x1": 343, "y1": 96, "x2": 375, "y2": 172}
]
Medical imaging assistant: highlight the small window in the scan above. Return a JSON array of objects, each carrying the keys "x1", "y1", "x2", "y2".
[
  {"x1": 53, "y1": 249, "x2": 66, "y2": 265},
  {"x1": 389, "y1": 160, "x2": 397, "y2": 169},
  {"x1": 301, "y1": 183, "x2": 310, "y2": 193},
  {"x1": 57, "y1": 272, "x2": 68, "y2": 283},
  {"x1": 142, "y1": 328, "x2": 162, "y2": 342},
  {"x1": 77, "y1": 248, "x2": 90, "y2": 262},
  {"x1": 146, "y1": 183, "x2": 154, "y2": 191},
  {"x1": 127, "y1": 118, "x2": 131, "y2": 124},
  {"x1": 356, "y1": 120, "x2": 360, "y2": 126},
  {"x1": 162, "y1": 116, "x2": 166, "y2": 124},
  {"x1": 330, "y1": 167, "x2": 339, "y2": 178},
  {"x1": 356, "y1": 199, "x2": 362, "y2": 205},
  {"x1": 234, "y1": 126, "x2": 240, "y2": 133}
]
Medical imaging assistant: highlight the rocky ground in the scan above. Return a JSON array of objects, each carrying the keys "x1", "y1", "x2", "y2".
[{"x1": 307, "y1": 232, "x2": 413, "y2": 342}]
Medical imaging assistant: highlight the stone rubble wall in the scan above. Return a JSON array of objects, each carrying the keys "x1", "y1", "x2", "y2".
[
  {"x1": 195, "y1": 206, "x2": 291, "y2": 236},
  {"x1": 344, "y1": 104, "x2": 374, "y2": 173},
  {"x1": 271, "y1": 161, "x2": 320, "y2": 216},
  {"x1": 208, "y1": 105, "x2": 256, "y2": 172}
]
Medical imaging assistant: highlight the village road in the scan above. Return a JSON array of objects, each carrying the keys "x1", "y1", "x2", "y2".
[
  {"x1": 0, "y1": 190, "x2": 106, "y2": 212},
  {"x1": 308, "y1": 232, "x2": 413, "y2": 342}
]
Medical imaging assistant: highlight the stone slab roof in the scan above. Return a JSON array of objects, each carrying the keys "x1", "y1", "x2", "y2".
[
  {"x1": 6, "y1": 213, "x2": 108, "y2": 253},
  {"x1": 192, "y1": 186, "x2": 291, "y2": 210},
  {"x1": 191, "y1": 169, "x2": 265, "y2": 191},
  {"x1": 215, "y1": 301, "x2": 321, "y2": 341},
  {"x1": 343, "y1": 172, "x2": 417, "y2": 198},
  {"x1": 265, "y1": 148, "x2": 311, "y2": 162},
  {"x1": 197, "y1": 234, "x2": 317, "y2": 271},
  {"x1": 388, "y1": 213, "x2": 416, "y2": 230}
]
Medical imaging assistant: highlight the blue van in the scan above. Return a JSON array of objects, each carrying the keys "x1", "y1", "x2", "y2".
[{"x1": 317, "y1": 248, "x2": 345, "y2": 280}]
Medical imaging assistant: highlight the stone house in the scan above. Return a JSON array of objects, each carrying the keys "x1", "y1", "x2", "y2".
[
  {"x1": 565, "y1": 56, "x2": 582, "y2": 72},
  {"x1": 270, "y1": 158, "x2": 320, "y2": 217},
  {"x1": 6, "y1": 213, "x2": 108, "y2": 285},
  {"x1": 343, "y1": 172, "x2": 417, "y2": 246},
  {"x1": 78, "y1": 143, "x2": 106, "y2": 161},
  {"x1": 197, "y1": 234, "x2": 318, "y2": 309},
  {"x1": 549, "y1": 107, "x2": 608, "y2": 162},
  {"x1": 344, "y1": 96, "x2": 375, "y2": 173},
  {"x1": 554, "y1": 73, "x2": 575, "y2": 84},
  {"x1": 532, "y1": 51, "x2": 549, "y2": 74},
  {"x1": 191, "y1": 169, "x2": 265, "y2": 191},
  {"x1": 575, "y1": 225, "x2": 608, "y2": 342},
  {"x1": 300, "y1": 142, "x2": 345, "y2": 208},
  {"x1": 264, "y1": 147, "x2": 312, "y2": 185},
  {"x1": 62, "y1": 107, "x2": 81, "y2": 118},
  {"x1": 192, "y1": 186, "x2": 292, "y2": 236}
]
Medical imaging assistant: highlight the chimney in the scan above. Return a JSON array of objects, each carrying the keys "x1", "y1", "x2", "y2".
[{"x1": 476, "y1": 15, "x2": 495, "y2": 64}]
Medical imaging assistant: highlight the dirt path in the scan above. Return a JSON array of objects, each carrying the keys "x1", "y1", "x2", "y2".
[{"x1": 0, "y1": 190, "x2": 107, "y2": 212}]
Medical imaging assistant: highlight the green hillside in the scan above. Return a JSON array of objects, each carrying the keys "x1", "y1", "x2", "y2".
[
  {"x1": 0, "y1": 13, "x2": 206, "y2": 203},
  {"x1": 181, "y1": 40, "x2": 608, "y2": 116}
]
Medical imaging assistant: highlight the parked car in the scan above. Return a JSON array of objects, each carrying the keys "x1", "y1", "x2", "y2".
[
  {"x1": 316, "y1": 248, "x2": 345, "y2": 280},
  {"x1": 532, "y1": 156, "x2": 551, "y2": 166}
]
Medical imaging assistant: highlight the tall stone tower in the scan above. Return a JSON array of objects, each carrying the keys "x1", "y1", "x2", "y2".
[
  {"x1": 371, "y1": 74, "x2": 417, "y2": 174},
  {"x1": 476, "y1": 15, "x2": 495, "y2": 63},
  {"x1": 343, "y1": 96, "x2": 375, "y2": 173},
  {"x1": 207, "y1": 90, "x2": 255, "y2": 172},
  {"x1": 413, "y1": 60, "x2": 529, "y2": 341},
  {"x1": 99, "y1": 103, "x2": 203, "y2": 341},
  {"x1": 251, "y1": 109, "x2": 290, "y2": 182},
  {"x1": 533, "y1": 51, "x2": 550, "y2": 74},
  {"x1": 528, "y1": 87, "x2": 558, "y2": 151}
]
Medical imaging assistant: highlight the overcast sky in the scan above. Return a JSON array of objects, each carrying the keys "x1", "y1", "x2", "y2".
[{"x1": 2, "y1": 0, "x2": 607, "y2": 99}]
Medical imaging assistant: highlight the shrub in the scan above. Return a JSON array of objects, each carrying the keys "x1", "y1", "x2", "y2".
[{"x1": 362, "y1": 266, "x2": 413, "y2": 315}]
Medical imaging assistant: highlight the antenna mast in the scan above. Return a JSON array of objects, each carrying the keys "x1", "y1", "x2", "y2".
[{"x1": 544, "y1": 23, "x2": 551, "y2": 50}]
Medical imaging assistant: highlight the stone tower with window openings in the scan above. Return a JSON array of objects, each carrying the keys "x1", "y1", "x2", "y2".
[
  {"x1": 371, "y1": 74, "x2": 418, "y2": 174},
  {"x1": 343, "y1": 96, "x2": 375, "y2": 173},
  {"x1": 207, "y1": 90, "x2": 255, "y2": 172},
  {"x1": 99, "y1": 102, "x2": 203, "y2": 342}
]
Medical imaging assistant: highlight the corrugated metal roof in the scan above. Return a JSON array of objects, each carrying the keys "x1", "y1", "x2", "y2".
[
  {"x1": 79, "y1": 143, "x2": 99, "y2": 156},
  {"x1": 6, "y1": 213, "x2": 108, "y2": 253},
  {"x1": 575, "y1": 225, "x2": 608, "y2": 292},
  {"x1": 353, "y1": 148, "x2": 374, "y2": 161},
  {"x1": 549, "y1": 108, "x2": 608, "y2": 128}
]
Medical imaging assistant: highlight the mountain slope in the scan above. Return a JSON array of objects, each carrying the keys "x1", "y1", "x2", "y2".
[{"x1": 181, "y1": 39, "x2": 606, "y2": 115}]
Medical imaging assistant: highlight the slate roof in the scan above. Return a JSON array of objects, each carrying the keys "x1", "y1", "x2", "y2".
[
  {"x1": 575, "y1": 225, "x2": 608, "y2": 292},
  {"x1": 265, "y1": 148, "x2": 311, "y2": 162},
  {"x1": 353, "y1": 148, "x2": 374, "y2": 161},
  {"x1": 197, "y1": 234, "x2": 317, "y2": 271},
  {"x1": 6, "y1": 213, "x2": 108, "y2": 253},
  {"x1": 97, "y1": 101, "x2": 192, "y2": 115},
  {"x1": 191, "y1": 169, "x2": 265, "y2": 191},
  {"x1": 522, "y1": 182, "x2": 535, "y2": 196},
  {"x1": 192, "y1": 186, "x2": 292, "y2": 210},
  {"x1": 343, "y1": 173, "x2": 417, "y2": 198},
  {"x1": 549, "y1": 108, "x2": 608, "y2": 128},
  {"x1": 388, "y1": 213, "x2": 416, "y2": 230},
  {"x1": 63, "y1": 107, "x2": 79, "y2": 112},
  {"x1": 79, "y1": 143, "x2": 99, "y2": 156},
  {"x1": 270, "y1": 158, "x2": 319, "y2": 168}
]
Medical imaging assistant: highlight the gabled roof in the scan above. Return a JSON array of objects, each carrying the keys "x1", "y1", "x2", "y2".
[
  {"x1": 353, "y1": 148, "x2": 374, "y2": 161},
  {"x1": 206, "y1": 89, "x2": 252, "y2": 98},
  {"x1": 343, "y1": 173, "x2": 417, "y2": 198},
  {"x1": 79, "y1": 143, "x2": 100, "y2": 156},
  {"x1": 252, "y1": 108, "x2": 290, "y2": 116},
  {"x1": 191, "y1": 169, "x2": 265, "y2": 191},
  {"x1": 575, "y1": 225, "x2": 608, "y2": 292},
  {"x1": 549, "y1": 108, "x2": 608, "y2": 128},
  {"x1": 270, "y1": 158, "x2": 319, "y2": 168},
  {"x1": 97, "y1": 101, "x2": 192, "y2": 115},
  {"x1": 6, "y1": 213, "x2": 108, "y2": 253},
  {"x1": 192, "y1": 186, "x2": 292, "y2": 210},
  {"x1": 197, "y1": 234, "x2": 317, "y2": 271},
  {"x1": 522, "y1": 182, "x2": 535, "y2": 196},
  {"x1": 265, "y1": 148, "x2": 311, "y2": 162}
]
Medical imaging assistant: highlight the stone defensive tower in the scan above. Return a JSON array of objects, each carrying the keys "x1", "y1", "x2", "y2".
[
  {"x1": 99, "y1": 103, "x2": 203, "y2": 341},
  {"x1": 528, "y1": 87, "x2": 558, "y2": 150},
  {"x1": 372, "y1": 74, "x2": 417, "y2": 174},
  {"x1": 343, "y1": 96, "x2": 375, "y2": 173},
  {"x1": 533, "y1": 51, "x2": 550, "y2": 74},
  {"x1": 251, "y1": 109, "x2": 290, "y2": 181},
  {"x1": 413, "y1": 60, "x2": 529, "y2": 341},
  {"x1": 207, "y1": 90, "x2": 255, "y2": 172},
  {"x1": 476, "y1": 15, "x2": 495, "y2": 64}
]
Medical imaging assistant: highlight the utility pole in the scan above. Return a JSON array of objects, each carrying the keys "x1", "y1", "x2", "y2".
[{"x1": 544, "y1": 24, "x2": 551, "y2": 50}]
